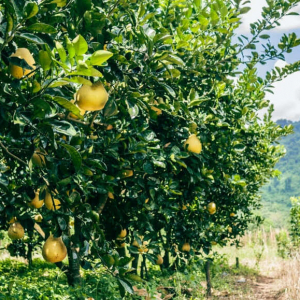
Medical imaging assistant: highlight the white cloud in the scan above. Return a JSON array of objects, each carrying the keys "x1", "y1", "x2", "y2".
[
  {"x1": 265, "y1": 60, "x2": 300, "y2": 121},
  {"x1": 237, "y1": 0, "x2": 300, "y2": 34}
]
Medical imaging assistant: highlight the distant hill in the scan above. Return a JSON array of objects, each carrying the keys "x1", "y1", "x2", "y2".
[{"x1": 260, "y1": 119, "x2": 300, "y2": 228}]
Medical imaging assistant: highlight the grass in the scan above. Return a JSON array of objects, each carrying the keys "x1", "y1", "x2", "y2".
[{"x1": 1, "y1": 228, "x2": 300, "y2": 299}]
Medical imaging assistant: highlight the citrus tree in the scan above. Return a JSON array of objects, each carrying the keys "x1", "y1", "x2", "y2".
[{"x1": 0, "y1": 0, "x2": 299, "y2": 295}]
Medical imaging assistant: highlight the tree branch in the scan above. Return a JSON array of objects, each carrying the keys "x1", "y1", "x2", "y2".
[{"x1": 0, "y1": 141, "x2": 27, "y2": 165}]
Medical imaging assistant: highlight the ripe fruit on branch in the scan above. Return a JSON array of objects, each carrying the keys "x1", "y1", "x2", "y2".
[
  {"x1": 76, "y1": 82, "x2": 108, "y2": 111},
  {"x1": 108, "y1": 192, "x2": 114, "y2": 199},
  {"x1": 156, "y1": 254, "x2": 164, "y2": 265},
  {"x1": 118, "y1": 228, "x2": 127, "y2": 238},
  {"x1": 31, "y1": 149, "x2": 46, "y2": 167},
  {"x1": 184, "y1": 134, "x2": 202, "y2": 154},
  {"x1": 121, "y1": 169, "x2": 133, "y2": 178},
  {"x1": 9, "y1": 48, "x2": 36, "y2": 79},
  {"x1": 230, "y1": 212, "x2": 235, "y2": 217},
  {"x1": 8, "y1": 222, "x2": 24, "y2": 240},
  {"x1": 181, "y1": 242, "x2": 191, "y2": 252},
  {"x1": 34, "y1": 214, "x2": 43, "y2": 223},
  {"x1": 45, "y1": 190, "x2": 61, "y2": 211},
  {"x1": 42, "y1": 235, "x2": 67, "y2": 263},
  {"x1": 132, "y1": 240, "x2": 139, "y2": 247},
  {"x1": 207, "y1": 202, "x2": 216, "y2": 215},
  {"x1": 28, "y1": 190, "x2": 44, "y2": 209}
]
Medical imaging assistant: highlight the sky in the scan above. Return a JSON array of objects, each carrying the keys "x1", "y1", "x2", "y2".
[{"x1": 236, "y1": 0, "x2": 300, "y2": 121}]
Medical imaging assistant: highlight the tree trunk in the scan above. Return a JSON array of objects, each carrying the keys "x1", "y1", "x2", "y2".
[
  {"x1": 236, "y1": 257, "x2": 239, "y2": 269},
  {"x1": 163, "y1": 250, "x2": 170, "y2": 269},
  {"x1": 131, "y1": 253, "x2": 139, "y2": 274},
  {"x1": 66, "y1": 248, "x2": 82, "y2": 286},
  {"x1": 205, "y1": 260, "x2": 212, "y2": 297},
  {"x1": 65, "y1": 216, "x2": 82, "y2": 286},
  {"x1": 27, "y1": 242, "x2": 33, "y2": 267}
]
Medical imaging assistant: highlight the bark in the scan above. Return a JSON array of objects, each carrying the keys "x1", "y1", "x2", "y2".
[
  {"x1": 205, "y1": 260, "x2": 212, "y2": 297},
  {"x1": 66, "y1": 248, "x2": 82, "y2": 286},
  {"x1": 236, "y1": 257, "x2": 239, "y2": 269},
  {"x1": 27, "y1": 243, "x2": 33, "y2": 267},
  {"x1": 65, "y1": 216, "x2": 82, "y2": 286},
  {"x1": 131, "y1": 253, "x2": 139, "y2": 274}
]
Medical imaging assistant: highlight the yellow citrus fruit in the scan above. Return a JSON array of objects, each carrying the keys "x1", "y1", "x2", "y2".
[
  {"x1": 42, "y1": 235, "x2": 67, "y2": 263},
  {"x1": 211, "y1": 241, "x2": 217, "y2": 245},
  {"x1": 118, "y1": 228, "x2": 127, "y2": 238},
  {"x1": 108, "y1": 192, "x2": 114, "y2": 199},
  {"x1": 132, "y1": 240, "x2": 139, "y2": 247},
  {"x1": 181, "y1": 242, "x2": 191, "y2": 252},
  {"x1": 76, "y1": 82, "x2": 108, "y2": 111},
  {"x1": 28, "y1": 190, "x2": 44, "y2": 209},
  {"x1": 230, "y1": 212, "x2": 235, "y2": 217},
  {"x1": 151, "y1": 106, "x2": 162, "y2": 115},
  {"x1": 44, "y1": 190, "x2": 61, "y2": 211},
  {"x1": 106, "y1": 124, "x2": 113, "y2": 130},
  {"x1": 9, "y1": 48, "x2": 36, "y2": 79},
  {"x1": 121, "y1": 169, "x2": 133, "y2": 178},
  {"x1": 34, "y1": 214, "x2": 43, "y2": 223},
  {"x1": 8, "y1": 222, "x2": 25, "y2": 240},
  {"x1": 184, "y1": 134, "x2": 202, "y2": 154},
  {"x1": 31, "y1": 149, "x2": 46, "y2": 167},
  {"x1": 207, "y1": 202, "x2": 216, "y2": 215},
  {"x1": 117, "y1": 242, "x2": 126, "y2": 248},
  {"x1": 228, "y1": 226, "x2": 232, "y2": 233},
  {"x1": 156, "y1": 254, "x2": 164, "y2": 265}
]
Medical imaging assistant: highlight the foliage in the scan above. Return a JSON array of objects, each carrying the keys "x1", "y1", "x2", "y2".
[
  {"x1": 275, "y1": 229, "x2": 292, "y2": 258},
  {"x1": 0, "y1": 0, "x2": 300, "y2": 296},
  {"x1": 260, "y1": 120, "x2": 300, "y2": 228},
  {"x1": 290, "y1": 196, "x2": 300, "y2": 247}
]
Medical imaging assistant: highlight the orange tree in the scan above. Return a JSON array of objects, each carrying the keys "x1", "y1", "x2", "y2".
[{"x1": 0, "y1": 0, "x2": 299, "y2": 294}]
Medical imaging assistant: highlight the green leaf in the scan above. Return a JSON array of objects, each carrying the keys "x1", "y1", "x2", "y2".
[
  {"x1": 73, "y1": 34, "x2": 88, "y2": 56},
  {"x1": 61, "y1": 144, "x2": 82, "y2": 172},
  {"x1": 125, "y1": 273, "x2": 144, "y2": 282},
  {"x1": 153, "y1": 33, "x2": 172, "y2": 44},
  {"x1": 117, "y1": 257, "x2": 134, "y2": 267},
  {"x1": 27, "y1": 23, "x2": 57, "y2": 34},
  {"x1": 52, "y1": 120, "x2": 77, "y2": 136},
  {"x1": 153, "y1": 160, "x2": 166, "y2": 168},
  {"x1": 240, "y1": 7, "x2": 251, "y2": 14},
  {"x1": 62, "y1": 77, "x2": 92, "y2": 85},
  {"x1": 90, "y1": 50, "x2": 113, "y2": 66},
  {"x1": 57, "y1": 216, "x2": 67, "y2": 230},
  {"x1": 259, "y1": 34, "x2": 270, "y2": 39},
  {"x1": 165, "y1": 54, "x2": 184, "y2": 66},
  {"x1": 23, "y1": 2, "x2": 38, "y2": 19},
  {"x1": 16, "y1": 33, "x2": 45, "y2": 44},
  {"x1": 48, "y1": 80, "x2": 70, "y2": 88},
  {"x1": 65, "y1": 36, "x2": 75, "y2": 59},
  {"x1": 160, "y1": 83, "x2": 176, "y2": 97},
  {"x1": 39, "y1": 50, "x2": 52, "y2": 71},
  {"x1": 126, "y1": 100, "x2": 139, "y2": 119},
  {"x1": 117, "y1": 278, "x2": 134, "y2": 295},
  {"x1": 69, "y1": 67, "x2": 103, "y2": 77},
  {"x1": 104, "y1": 99, "x2": 119, "y2": 117},
  {"x1": 51, "y1": 96, "x2": 84, "y2": 119},
  {"x1": 56, "y1": 41, "x2": 67, "y2": 63},
  {"x1": 233, "y1": 144, "x2": 246, "y2": 152}
]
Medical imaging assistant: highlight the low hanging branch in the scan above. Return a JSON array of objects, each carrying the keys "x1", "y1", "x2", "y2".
[{"x1": 0, "y1": 140, "x2": 27, "y2": 165}]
